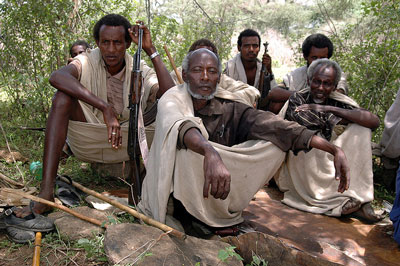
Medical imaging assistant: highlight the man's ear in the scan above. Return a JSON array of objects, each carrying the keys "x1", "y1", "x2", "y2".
[
  {"x1": 237, "y1": 44, "x2": 241, "y2": 52},
  {"x1": 95, "y1": 40, "x2": 100, "y2": 48},
  {"x1": 182, "y1": 69, "x2": 188, "y2": 83}
]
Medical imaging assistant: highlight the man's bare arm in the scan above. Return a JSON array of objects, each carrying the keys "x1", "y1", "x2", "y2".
[
  {"x1": 183, "y1": 128, "x2": 231, "y2": 200},
  {"x1": 309, "y1": 135, "x2": 350, "y2": 193},
  {"x1": 267, "y1": 87, "x2": 294, "y2": 102},
  {"x1": 49, "y1": 64, "x2": 121, "y2": 148},
  {"x1": 130, "y1": 23, "x2": 175, "y2": 98},
  {"x1": 266, "y1": 88, "x2": 294, "y2": 114},
  {"x1": 296, "y1": 104, "x2": 380, "y2": 129}
]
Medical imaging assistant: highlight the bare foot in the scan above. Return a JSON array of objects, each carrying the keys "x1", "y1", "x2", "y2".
[
  {"x1": 14, "y1": 200, "x2": 53, "y2": 218},
  {"x1": 341, "y1": 198, "x2": 361, "y2": 215},
  {"x1": 352, "y1": 202, "x2": 384, "y2": 223}
]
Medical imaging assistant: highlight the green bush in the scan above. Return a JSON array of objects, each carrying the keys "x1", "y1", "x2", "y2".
[{"x1": 331, "y1": 0, "x2": 400, "y2": 141}]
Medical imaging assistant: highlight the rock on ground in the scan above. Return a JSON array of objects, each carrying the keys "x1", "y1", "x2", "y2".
[
  {"x1": 104, "y1": 223, "x2": 243, "y2": 265},
  {"x1": 223, "y1": 232, "x2": 342, "y2": 266},
  {"x1": 48, "y1": 206, "x2": 115, "y2": 240}
]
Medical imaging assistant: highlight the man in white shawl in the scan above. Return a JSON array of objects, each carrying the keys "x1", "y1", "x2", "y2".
[
  {"x1": 138, "y1": 49, "x2": 350, "y2": 234},
  {"x1": 224, "y1": 29, "x2": 277, "y2": 89},
  {"x1": 380, "y1": 87, "x2": 400, "y2": 167},
  {"x1": 277, "y1": 58, "x2": 383, "y2": 222},
  {"x1": 16, "y1": 14, "x2": 175, "y2": 217},
  {"x1": 170, "y1": 38, "x2": 260, "y2": 108},
  {"x1": 266, "y1": 33, "x2": 349, "y2": 114}
]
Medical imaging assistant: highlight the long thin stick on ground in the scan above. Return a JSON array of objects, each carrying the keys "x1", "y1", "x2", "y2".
[
  {"x1": 4, "y1": 188, "x2": 105, "y2": 228},
  {"x1": 0, "y1": 172, "x2": 24, "y2": 188},
  {"x1": 59, "y1": 176, "x2": 186, "y2": 239}
]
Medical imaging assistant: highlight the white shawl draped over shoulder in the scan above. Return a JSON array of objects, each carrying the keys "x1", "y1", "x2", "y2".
[{"x1": 138, "y1": 84, "x2": 286, "y2": 226}]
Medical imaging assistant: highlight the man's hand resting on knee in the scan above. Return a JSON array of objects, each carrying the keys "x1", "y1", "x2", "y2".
[
  {"x1": 102, "y1": 104, "x2": 122, "y2": 149},
  {"x1": 183, "y1": 128, "x2": 231, "y2": 200},
  {"x1": 309, "y1": 135, "x2": 350, "y2": 192},
  {"x1": 203, "y1": 147, "x2": 231, "y2": 199}
]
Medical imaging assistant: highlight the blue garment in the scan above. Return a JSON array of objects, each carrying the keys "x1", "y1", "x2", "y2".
[{"x1": 390, "y1": 164, "x2": 400, "y2": 244}]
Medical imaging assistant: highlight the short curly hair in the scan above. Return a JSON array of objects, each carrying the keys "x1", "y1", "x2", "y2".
[
  {"x1": 93, "y1": 14, "x2": 131, "y2": 43},
  {"x1": 69, "y1": 40, "x2": 90, "y2": 57},
  {"x1": 188, "y1": 39, "x2": 218, "y2": 56},
  {"x1": 237, "y1": 29, "x2": 261, "y2": 47},
  {"x1": 302, "y1": 33, "x2": 333, "y2": 58}
]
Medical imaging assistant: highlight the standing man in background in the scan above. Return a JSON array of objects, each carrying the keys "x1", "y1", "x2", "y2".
[{"x1": 224, "y1": 29, "x2": 277, "y2": 89}]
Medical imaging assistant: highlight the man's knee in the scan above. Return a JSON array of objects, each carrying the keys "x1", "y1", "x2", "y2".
[
  {"x1": 50, "y1": 91, "x2": 85, "y2": 121},
  {"x1": 51, "y1": 91, "x2": 75, "y2": 111}
]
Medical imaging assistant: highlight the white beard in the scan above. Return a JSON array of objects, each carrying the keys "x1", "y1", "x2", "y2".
[
  {"x1": 312, "y1": 97, "x2": 325, "y2": 104},
  {"x1": 186, "y1": 82, "x2": 217, "y2": 100}
]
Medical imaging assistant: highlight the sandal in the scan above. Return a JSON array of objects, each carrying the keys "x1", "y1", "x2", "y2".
[
  {"x1": 55, "y1": 175, "x2": 85, "y2": 207},
  {"x1": 0, "y1": 207, "x2": 15, "y2": 229},
  {"x1": 6, "y1": 227, "x2": 35, "y2": 243},
  {"x1": 4, "y1": 201, "x2": 54, "y2": 232}
]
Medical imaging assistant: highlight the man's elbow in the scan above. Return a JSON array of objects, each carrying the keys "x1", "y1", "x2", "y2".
[
  {"x1": 370, "y1": 116, "x2": 380, "y2": 130},
  {"x1": 49, "y1": 70, "x2": 60, "y2": 87}
]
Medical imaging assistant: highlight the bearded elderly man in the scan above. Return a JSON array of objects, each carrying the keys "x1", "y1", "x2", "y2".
[
  {"x1": 267, "y1": 34, "x2": 349, "y2": 114},
  {"x1": 276, "y1": 58, "x2": 382, "y2": 222},
  {"x1": 138, "y1": 49, "x2": 350, "y2": 232},
  {"x1": 170, "y1": 38, "x2": 260, "y2": 107}
]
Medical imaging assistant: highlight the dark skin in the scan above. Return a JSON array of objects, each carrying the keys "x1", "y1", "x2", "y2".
[
  {"x1": 182, "y1": 49, "x2": 350, "y2": 200},
  {"x1": 304, "y1": 46, "x2": 329, "y2": 67},
  {"x1": 261, "y1": 53, "x2": 272, "y2": 74},
  {"x1": 268, "y1": 45, "x2": 345, "y2": 113},
  {"x1": 70, "y1": 45, "x2": 87, "y2": 58},
  {"x1": 15, "y1": 21, "x2": 174, "y2": 217},
  {"x1": 296, "y1": 67, "x2": 380, "y2": 129},
  {"x1": 293, "y1": 66, "x2": 381, "y2": 220},
  {"x1": 238, "y1": 36, "x2": 260, "y2": 86}
]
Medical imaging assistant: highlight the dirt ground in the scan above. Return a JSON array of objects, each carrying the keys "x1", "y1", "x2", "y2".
[{"x1": 0, "y1": 232, "x2": 105, "y2": 266}]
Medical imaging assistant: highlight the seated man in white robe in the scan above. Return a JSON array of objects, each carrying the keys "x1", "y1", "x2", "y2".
[
  {"x1": 16, "y1": 14, "x2": 175, "y2": 217},
  {"x1": 277, "y1": 58, "x2": 383, "y2": 222},
  {"x1": 170, "y1": 38, "x2": 260, "y2": 107},
  {"x1": 267, "y1": 33, "x2": 349, "y2": 114},
  {"x1": 138, "y1": 49, "x2": 350, "y2": 235}
]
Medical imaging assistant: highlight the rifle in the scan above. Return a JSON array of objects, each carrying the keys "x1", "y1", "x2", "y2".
[
  {"x1": 128, "y1": 22, "x2": 144, "y2": 204},
  {"x1": 257, "y1": 42, "x2": 273, "y2": 110}
]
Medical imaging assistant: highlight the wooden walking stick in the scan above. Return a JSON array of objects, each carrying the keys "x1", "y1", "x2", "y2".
[
  {"x1": 58, "y1": 176, "x2": 186, "y2": 239},
  {"x1": 163, "y1": 45, "x2": 184, "y2": 84},
  {"x1": 32, "y1": 232, "x2": 42, "y2": 266},
  {"x1": 5, "y1": 189, "x2": 105, "y2": 228}
]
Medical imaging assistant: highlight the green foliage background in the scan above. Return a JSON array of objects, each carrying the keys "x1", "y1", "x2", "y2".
[
  {"x1": 0, "y1": 0, "x2": 399, "y2": 141},
  {"x1": 331, "y1": 0, "x2": 400, "y2": 141}
]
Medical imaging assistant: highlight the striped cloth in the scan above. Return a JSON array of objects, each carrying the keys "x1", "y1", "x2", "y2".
[{"x1": 285, "y1": 90, "x2": 354, "y2": 140}]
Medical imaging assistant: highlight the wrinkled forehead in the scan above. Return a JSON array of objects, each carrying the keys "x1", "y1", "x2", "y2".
[
  {"x1": 241, "y1": 36, "x2": 259, "y2": 46},
  {"x1": 313, "y1": 65, "x2": 336, "y2": 79},
  {"x1": 98, "y1": 25, "x2": 126, "y2": 41},
  {"x1": 189, "y1": 49, "x2": 219, "y2": 68}
]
